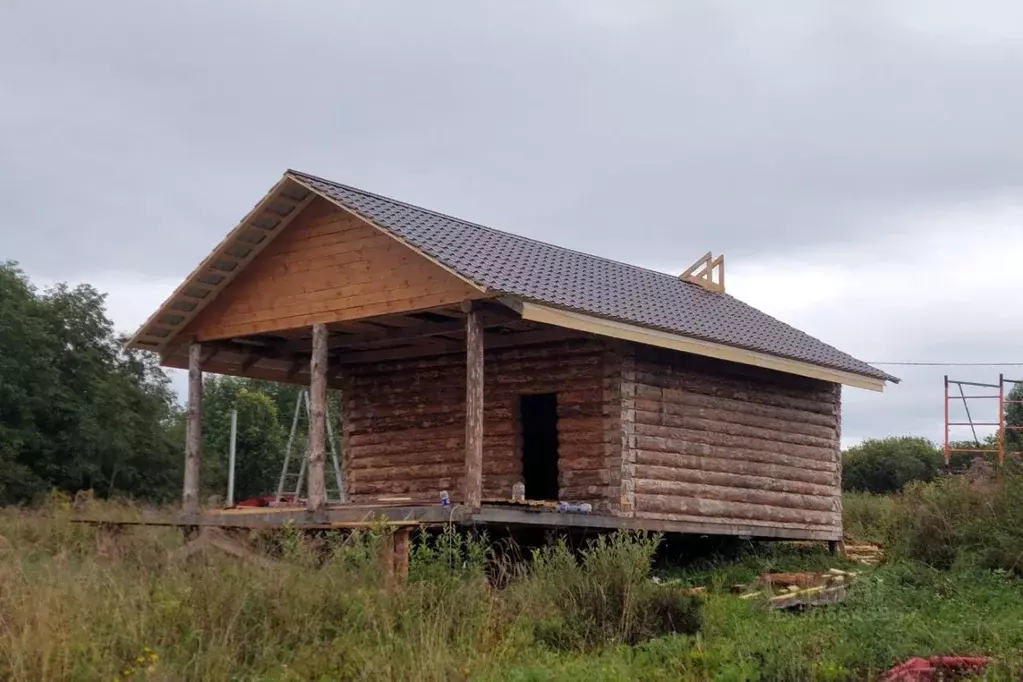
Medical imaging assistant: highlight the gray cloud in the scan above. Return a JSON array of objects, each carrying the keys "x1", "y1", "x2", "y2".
[{"x1": 3, "y1": 0, "x2": 1022, "y2": 444}]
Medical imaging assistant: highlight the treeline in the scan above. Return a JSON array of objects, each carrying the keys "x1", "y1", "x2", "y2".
[
  {"x1": 1, "y1": 263, "x2": 182, "y2": 502},
  {"x1": 0, "y1": 263, "x2": 330, "y2": 505}
]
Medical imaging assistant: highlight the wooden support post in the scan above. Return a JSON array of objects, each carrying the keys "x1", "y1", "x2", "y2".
[
  {"x1": 307, "y1": 324, "x2": 328, "y2": 513},
  {"x1": 379, "y1": 530, "x2": 395, "y2": 583},
  {"x1": 183, "y1": 342, "x2": 204, "y2": 517},
  {"x1": 393, "y1": 527, "x2": 411, "y2": 583},
  {"x1": 463, "y1": 302, "x2": 484, "y2": 511},
  {"x1": 377, "y1": 527, "x2": 412, "y2": 585},
  {"x1": 226, "y1": 409, "x2": 238, "y2": 508}
]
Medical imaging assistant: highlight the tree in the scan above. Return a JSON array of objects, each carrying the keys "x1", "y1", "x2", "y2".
[
  {"x1": 0, "y1": 263, "x2": 57, "y2": 500},
  {"x1": 0, "y1": 262, "x2": 183, "y2": 503},
  {"x1": 200, "y1": 376, "x2": 287, "y2": 501},
  {"x1": 1006, "y1": 382, "x2": 1023, "y2": 454},
  {"x1": 842, "y1": 436, "x2": 944, "y2": 494},
  {"x1": 198, "y1": 377, "x2": 344, "y2": 502}
]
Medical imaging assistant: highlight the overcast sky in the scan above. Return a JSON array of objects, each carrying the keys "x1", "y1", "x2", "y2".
[{"x1": 2, "y1": 0, "x2": 1022, "y2": 447}]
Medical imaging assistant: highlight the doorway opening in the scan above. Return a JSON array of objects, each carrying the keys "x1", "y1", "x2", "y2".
[{"x1": 519, "y1": 393, "x2": 559, "y2": 500}]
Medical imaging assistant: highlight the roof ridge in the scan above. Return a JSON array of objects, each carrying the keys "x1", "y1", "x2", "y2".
[{"x1": 287, "y1": 168, "x2": 699, "y2": 288}]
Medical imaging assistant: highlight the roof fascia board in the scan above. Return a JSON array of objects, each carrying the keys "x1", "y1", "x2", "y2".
[
  {"x1": 516, "y1": 300, "x2": 885, "y2": 392},
  {"x1": 286, "y1": 172, "x2": 488, "y2": 296},
  {"x1": 126, "y1": 175, "x2": 316, "y2": 351}
]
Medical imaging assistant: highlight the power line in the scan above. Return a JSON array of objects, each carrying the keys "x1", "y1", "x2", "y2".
[{"x1": 867, "y1": 362, "x2": 1023, "y2": 367}]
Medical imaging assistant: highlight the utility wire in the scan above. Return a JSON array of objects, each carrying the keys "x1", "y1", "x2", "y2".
[{"x1": 867, "y1": 362, "x2": 1023, "y2": 367}]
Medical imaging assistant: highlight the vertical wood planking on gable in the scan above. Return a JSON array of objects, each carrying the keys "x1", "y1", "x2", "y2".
[{"x1": 182, "y1": 198, "x2": 483, "y2": 341}]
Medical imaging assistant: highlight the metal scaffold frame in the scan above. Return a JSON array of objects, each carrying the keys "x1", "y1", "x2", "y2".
[{"x1": 944, "y1": 374, "x2": 1023, "y2": 465}]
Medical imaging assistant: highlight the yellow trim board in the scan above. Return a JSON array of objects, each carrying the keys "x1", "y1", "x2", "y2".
[{"x1": 517, "y1": 301, "x2": 886, "y2": 392}]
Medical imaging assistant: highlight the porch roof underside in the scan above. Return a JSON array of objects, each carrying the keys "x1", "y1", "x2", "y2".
[
  {"x1": 129, "y1": 169, "x2": 895, "y2": 389},
  {"x1": 159, "y1": 301, "x2": 581, "y2": 387}
]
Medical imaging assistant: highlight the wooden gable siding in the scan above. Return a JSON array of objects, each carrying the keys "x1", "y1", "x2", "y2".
[
  {"x1": 341, "y1": 338, "x2": 620, "y2": 506},
  {"x1": 183, "y1": 198, "x2": 482, "y2": 341},
  {"x1": 623, "y1": 345, "x2": 843, "y2": 538}
]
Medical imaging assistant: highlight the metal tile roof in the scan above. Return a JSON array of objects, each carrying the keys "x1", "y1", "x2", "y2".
[{"x1": 289, "y1": 170, "x2": 895, "y2": 383}]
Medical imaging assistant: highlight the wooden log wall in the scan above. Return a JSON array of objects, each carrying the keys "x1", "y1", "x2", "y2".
[
  {"x1": 626, "y1": 345, "x2": 843, "y2": 538},
  {"x1": 341, "y1": 338, "x2": 620, "y2": 507}
]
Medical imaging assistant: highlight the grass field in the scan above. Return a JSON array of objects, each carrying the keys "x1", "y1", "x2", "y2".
[{"x1": 2, "y1": 490, "x2": 1023, "y2": 681}]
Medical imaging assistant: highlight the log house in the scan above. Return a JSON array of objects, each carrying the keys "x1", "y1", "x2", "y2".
[{"x1": 128, "y1": 170, "x2": 897, "y2": 541}]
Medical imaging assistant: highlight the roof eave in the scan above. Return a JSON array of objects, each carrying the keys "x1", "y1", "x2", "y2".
[
  {"x1": 125, "y1": 173, "x2": 319, "y2": 353},
  {"x1": 510, "y1": 298, "x2": 890, "y2": 392}
]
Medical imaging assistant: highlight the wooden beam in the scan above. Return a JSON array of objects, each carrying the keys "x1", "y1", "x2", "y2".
[
  {"x1": 200, "y1": 346, "x2": 221, "y2": 366},
  {"x1": 240, "y1": 353, "x2": 261, "y2": 372},
  {"x1": 286, "y1": 357, "x2": 307, "y2": 380},
  {"x1": 316, "y1": 308, "x2": 520, "y2": 351},
  {"x1": 680, "y1": 251, "x2": 725, "y2": 293},
  {"x1": 463, "y1": 303, "x2": 484, "y2": 511},
  {"x1": 326, "y1": 322, "x2": 466, "y2": 349},
  {"x1": 483, "y1": 328, "x2": 578, "y2": 350},
  {"x1": 183, "y1": 342, "x2": 203, "y2": 517},
  {"x1": 166, "y1": 353, "x2": 345, "y2": 391},
  {"x1": 307, "y1": 324, "x2": 328, "y2": 513},
  {"x1": 328, "y1": 328, "x2": 569, "y2": 365}
]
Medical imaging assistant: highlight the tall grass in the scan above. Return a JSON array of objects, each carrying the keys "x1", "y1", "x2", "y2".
[
  {"x1": 0, "y1": 498, "x2": 698, "y2": 681},
  {"x1": 883, "y1": 464, "x2": 1023, "y2": 573},
  {"x1": 842, "y1": 492, "x2": 894, "y2": 544},
  {"x1": 3, "y1": 491, "x2": 1023, "y2": 680},
  {"x1": 525, "y1": 533, "x2": 701, "y2": 650}
]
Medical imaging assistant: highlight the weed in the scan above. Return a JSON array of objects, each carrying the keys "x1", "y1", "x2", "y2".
[
  {"x1": 526, "y1": 532, "x2": 702, "y2": 650},
  {"x1": 884, "y1": 468, "x2": 1023, "y2": 573},
  {"x1": 3, "y1": 501, "x2": 1023, "y2": 680}
]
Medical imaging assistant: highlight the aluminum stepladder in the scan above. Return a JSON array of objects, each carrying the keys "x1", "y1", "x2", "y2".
[{"x1": 275, "y1": 389, "x2": 347, "y2": 503}]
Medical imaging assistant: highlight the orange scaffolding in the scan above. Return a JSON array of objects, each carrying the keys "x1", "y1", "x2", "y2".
[{"x1": 944, "y1": 374, "x2": 1023, "y2": 465}]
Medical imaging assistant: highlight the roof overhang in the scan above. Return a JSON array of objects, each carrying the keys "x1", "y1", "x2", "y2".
[
  {"x1": 126, "y1": 171, "x2": 489, "y2": 352},
  {"x1": 126, "y1": 176, "x2": 317, "y2": 351},
  {"x1": 511, "y1": 300, "x2": 888, "y2": 392}
]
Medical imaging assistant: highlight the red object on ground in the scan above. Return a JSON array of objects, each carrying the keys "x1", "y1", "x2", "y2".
[
  {"x1": 882, "y1": 656, "x2": 990, "y2": 681},
  {"x1": 235, "y1": 495, "x2": 297, "y2": 507}
]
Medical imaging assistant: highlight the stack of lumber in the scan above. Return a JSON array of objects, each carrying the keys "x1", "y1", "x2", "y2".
[
  {"x1": 738, "y1": 568, "x2": 857, "y2": 609},
  {"x1": 845, "y1": 542, "x2": 884, "y2": 565}
]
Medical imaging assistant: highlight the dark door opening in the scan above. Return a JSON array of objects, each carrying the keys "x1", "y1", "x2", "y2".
[{"x1": 519, "y1": 393, "x2": 559, "y2": 500}]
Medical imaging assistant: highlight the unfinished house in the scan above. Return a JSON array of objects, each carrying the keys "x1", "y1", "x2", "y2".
[{"x1": 128, "y1": 170, "x2": 897, "y2": 543}]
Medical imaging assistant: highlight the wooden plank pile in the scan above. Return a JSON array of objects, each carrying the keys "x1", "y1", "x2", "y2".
[
  {"x1": 845, "y1": 542, "x2": 884, "y2": 565},
  {"x1": 736, "y1": 568, "x2": 858, "y2": 609}
]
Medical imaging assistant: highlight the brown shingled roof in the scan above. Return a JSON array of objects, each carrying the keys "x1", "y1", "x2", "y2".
[{"x1": 287, "y1": 170, "x2": 896, "y2": 384}]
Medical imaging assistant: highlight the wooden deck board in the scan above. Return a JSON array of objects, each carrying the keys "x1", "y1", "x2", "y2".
[{"x1": 72, "y1": 502, "x2": 840, "y2": 540}]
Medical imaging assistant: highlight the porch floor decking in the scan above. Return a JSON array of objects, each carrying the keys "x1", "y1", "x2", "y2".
[{"x1": 75, "y1": 501, "x2": 840, "y2": 540}]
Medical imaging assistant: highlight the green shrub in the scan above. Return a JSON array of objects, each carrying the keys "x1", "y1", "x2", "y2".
[
  {"x1": 526, "y1": 531, "x2": 702, "y2": 650},
  {"x1": 884, "y1": 465, "x2": 1023, "y2": 573},
  {"x1": 842, "y1": 436, "x2": 943, "y2": 494}
]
